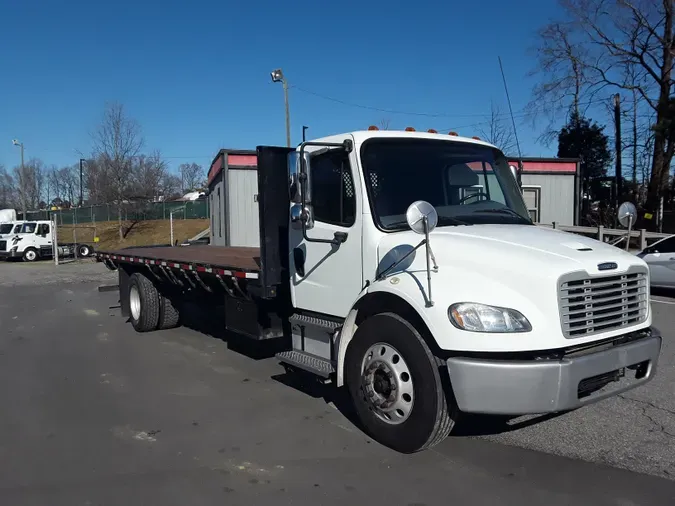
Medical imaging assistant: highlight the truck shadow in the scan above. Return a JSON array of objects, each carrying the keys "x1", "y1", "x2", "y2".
[
  {"x1": 175, "y1": 301, "x2": 571, "y2": 438},
  {"x1": 451, "y1": 411, "x2": 569, "y2": 436},
  {"x1": 177, "y1": 300, "x2": 289, "y2": 361},
  {"x1": 270, "y1": 367, "x2": 570, "y2": 438}
]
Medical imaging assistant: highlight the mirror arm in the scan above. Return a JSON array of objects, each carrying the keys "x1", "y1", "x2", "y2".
[{"x1": 375, "y1": 239, "x2": 426, "y2": 281}]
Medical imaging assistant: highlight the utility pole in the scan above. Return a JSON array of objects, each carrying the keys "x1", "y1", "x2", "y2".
[
  {"x1": 270, "y1": 69, "x2": 291, "y2": 147},
  {"x1": 614, "y1": 94, "x2": 622, "y2": 208},
  {"x1": 79, "y1": 158, "x2": 85, "y2": 207},
  {"x1": 12, "y1": 139, "x2": 26, "y2": 219}
]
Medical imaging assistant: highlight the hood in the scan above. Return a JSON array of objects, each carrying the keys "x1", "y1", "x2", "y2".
[{"x1": 377, "y1": 224, "x2": 645, "y2": 281}]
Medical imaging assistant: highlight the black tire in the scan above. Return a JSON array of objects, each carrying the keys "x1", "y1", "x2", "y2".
[
  {"x1": 128, "y1": 273, "x2": 160, "y2": 332},
  {"x1": 345, "y1": 312, "x2": 456, "y2": 453},
  {"x1": 157, "y1": 293, "x2": 180, "y2": 330},
  {"x1": 22, "y1": 248, "x2": 39, "y2": 262},
  {"x1": 77, "y1": 244, "x2": 91, "y2": 257}
]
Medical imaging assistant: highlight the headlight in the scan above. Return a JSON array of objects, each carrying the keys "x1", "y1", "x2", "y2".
[{"x1": 448, "y1": 302, "x2": 531, "y2": 333}]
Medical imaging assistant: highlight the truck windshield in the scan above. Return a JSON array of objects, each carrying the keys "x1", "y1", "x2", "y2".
[
  {"x1": 0, "y1": 224, "x2": 13, "y2": 234},
  {"x1": 361, "y1": 138, "x2": 532, "y2": 230}
]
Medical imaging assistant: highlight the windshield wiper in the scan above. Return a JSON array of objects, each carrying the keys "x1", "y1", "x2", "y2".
[
  {"x1": 385, "y1": 215, "x2": 469, "y2": 229},
  {"x1": 475, "y1": 208, "x2": 531, "y2": 222}
]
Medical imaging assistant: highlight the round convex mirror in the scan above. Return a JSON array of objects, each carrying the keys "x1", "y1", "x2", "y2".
[
  {"x1": 406, "y1": 200, "x2": 438, "y2": 235},
  {"x1": 618, "y1": 201, "x2": 637, "y2": 228}
]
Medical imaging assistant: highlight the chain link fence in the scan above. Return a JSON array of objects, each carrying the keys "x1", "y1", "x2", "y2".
[{"x1": 19, "y1": 200, "x2": 208, "y2": 225}]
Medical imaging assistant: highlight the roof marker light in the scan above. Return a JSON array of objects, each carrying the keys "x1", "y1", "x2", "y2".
[
  {"x1": 449, "y1": 131, "x2": 459, "y2": 136},
  {"x1": 405, "y1": 127, "x2": 416, "y2": 132},
  {"x1": 368, "y1": 125, "x2": 379, "y2": 131},
  {"x1": 427, "y1": 129, "x2": 438, "y2": 133}
]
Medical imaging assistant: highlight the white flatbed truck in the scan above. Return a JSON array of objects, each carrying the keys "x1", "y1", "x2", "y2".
[{"x1": 96, "y1": 129, "x2": 662, "y2": 453}]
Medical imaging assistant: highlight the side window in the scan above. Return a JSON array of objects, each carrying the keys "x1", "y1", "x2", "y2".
[
  {"x1": 652, "y1": 237, "x2": 675, "y2": 253},
  {"x1": 37, "y1": 223, "x2": 50, "y2": 235},
  {"x1": 310, "y1": 150, "x2": 356, "y2": 227}
]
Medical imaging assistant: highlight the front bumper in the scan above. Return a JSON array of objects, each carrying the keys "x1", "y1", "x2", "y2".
[
  {"x1": 446, "y1": 327, "x2": 662, "y2": 415},
  {"x1": 0, "y1": 249, "x2": 18, "y2": 259}
]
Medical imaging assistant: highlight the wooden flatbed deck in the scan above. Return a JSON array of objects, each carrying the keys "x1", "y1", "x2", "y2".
[{"x1": 97, "y1": 245, "x2": 261, "y2": 272}]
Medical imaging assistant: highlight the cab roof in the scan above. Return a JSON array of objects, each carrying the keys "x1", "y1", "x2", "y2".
[{"x1": 311, "y1": 129, "x2": 499, "y2": 151}]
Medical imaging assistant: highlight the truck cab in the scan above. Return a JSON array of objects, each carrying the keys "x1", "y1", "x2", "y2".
[
  {"x1": 100, "y1": 129, "x2": 661, "y2": 453},
  {"x1": 277, "y1": 130, "x2": 660, "y2": 451},
  {"x1": 0, "y1": 220, "x2": 53, "y2": 261}
]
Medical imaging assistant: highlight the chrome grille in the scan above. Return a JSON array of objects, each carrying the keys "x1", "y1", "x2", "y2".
[{"x1": 559, "y1": 268, "x2": 648, "y2": 338}]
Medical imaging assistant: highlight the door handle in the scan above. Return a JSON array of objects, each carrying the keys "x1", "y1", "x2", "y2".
[{"x1": 293, "y1": 247, "x2": 305, "y2": 277}]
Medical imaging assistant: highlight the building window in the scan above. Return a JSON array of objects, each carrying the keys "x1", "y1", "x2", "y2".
[{"x1": 522, "y1": 186, "x2": 541, "y2": 223}]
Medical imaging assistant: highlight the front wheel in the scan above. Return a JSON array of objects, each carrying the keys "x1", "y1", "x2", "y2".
[
  {"x1": 22, "y1": 248, "x2": 38, "y2": 262},
  {"x1": 345, "y1": 312, "x2": 457, "y2": 453}
]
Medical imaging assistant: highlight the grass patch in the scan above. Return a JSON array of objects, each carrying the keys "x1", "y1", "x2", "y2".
[{"x1": 58, "y1": 219, "x2": 209, "y2": 251}]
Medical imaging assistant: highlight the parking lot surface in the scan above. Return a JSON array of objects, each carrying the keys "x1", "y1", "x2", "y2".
[{"x1": 0, "y1": 261, "x2": 673, "y2": 505}]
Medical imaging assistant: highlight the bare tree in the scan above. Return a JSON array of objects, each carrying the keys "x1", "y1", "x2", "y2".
[
  {"x1": 478, "y1": 102, "x2": 518, "y2": 154},
  {"x1": 92, "y1": 102, "x2": 144, "y2": 238},
  {"x1": 134, "y1": 151, "x2": 169, "y2": 201},
  {"x1": 378, "y1": 118, "x2": 391, "y2": 130},
  {"x1": 178, "y1": 162, "x2": 204, "y2": 193},
  {"x1": 528, "y1": 21, "x2": 596, "y2": 145},
  {"x1": 536, "y1": 0, "x2": 675, "y2": 209},
  {"x1": 162, "y1": 173, "x2": 182, "y2": 200},
  {"x1": 0, "y1": 166, "x2": 15, "y2": 209}
]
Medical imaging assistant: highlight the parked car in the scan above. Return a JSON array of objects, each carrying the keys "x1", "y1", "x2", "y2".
[{"x1": 637, "y1": 235, "x2": 675, "y2": 289}]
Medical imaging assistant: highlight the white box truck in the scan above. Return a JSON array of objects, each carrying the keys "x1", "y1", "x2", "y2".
[{"x1": 96, "y1": 129, "x2": 662, "y2": 453}]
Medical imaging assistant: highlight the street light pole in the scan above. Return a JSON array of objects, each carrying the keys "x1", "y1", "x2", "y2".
[
  {"x1": 12, "y1": 139, "x2": 26, "y2": 219},
  {"x1": 270, "y1": 68, "x2": 291, "y2": 147},
  {"x1": 79, "y1": 158, "x2": 85, "y2": 207}
]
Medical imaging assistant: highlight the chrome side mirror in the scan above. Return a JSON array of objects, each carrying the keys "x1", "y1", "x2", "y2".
[
  {"x1": 509, "y1": 164, "x2": 518, "y2": 182},
  {"x1": 290, "y1": 203, "x2": 314, "y2": 230},
  {"x1": 287, "y1": 151, "x2": 311, "y2": 204}
]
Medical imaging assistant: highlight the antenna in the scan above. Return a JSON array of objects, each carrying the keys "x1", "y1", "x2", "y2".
[{"x1": 498, "y1": 56, "x2": 523, "y2": 186}]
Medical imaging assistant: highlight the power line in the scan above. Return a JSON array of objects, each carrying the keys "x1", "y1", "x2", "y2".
[{"x1": 291, "y1": 84, "x2": 610, "y2": 121}]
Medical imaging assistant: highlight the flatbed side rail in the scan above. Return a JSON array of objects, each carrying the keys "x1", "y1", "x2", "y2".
[{"x1": 95, "y1": 251, "x2": 259, "y2": 280}]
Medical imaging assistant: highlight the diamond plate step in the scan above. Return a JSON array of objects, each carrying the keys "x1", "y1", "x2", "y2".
[
  {"x1": 290, "y1": 314, "x2": 342, "y2": 331},
  {"x1": 276, "y1": 350, "x2": 335, "y2": 378}
]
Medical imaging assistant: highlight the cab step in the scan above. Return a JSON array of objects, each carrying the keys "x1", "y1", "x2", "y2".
[
  {"x1": 289, "y1": 313, "x2": 342, "y2": 331},
  {"x1": 276, "y1": 350, "x2": 335, "y2": 378}
]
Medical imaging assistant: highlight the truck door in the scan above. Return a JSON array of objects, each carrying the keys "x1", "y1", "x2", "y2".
[
  {"x1": 290, "y1": 136, "x2": 363, "y2": 318},
  {"x1": 36, "y1": 222, "x2": 52, "y2": 257}
]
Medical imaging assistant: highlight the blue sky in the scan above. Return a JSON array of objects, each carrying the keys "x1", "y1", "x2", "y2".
[{"x1": 0, "y1": 0, "x2": 584, "y2": 174}]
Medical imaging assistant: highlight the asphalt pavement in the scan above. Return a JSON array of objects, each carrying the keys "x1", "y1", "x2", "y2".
[{"x1": 0, "y1": 261, "x2": 674, "y2": 505}]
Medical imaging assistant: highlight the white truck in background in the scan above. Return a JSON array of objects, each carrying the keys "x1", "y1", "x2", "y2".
[
  {"x1": 0, "y1": 209, "x2": 17, "y2": 224},
  {"x1": 0, "y1": 220, "x2": 94, "y2": 262},
  {"x1": 97, "y1": 129, "x2": 662, "y2": 453},
  {"x1": 0, "y1": 221, "x2": 24, "y2": 238}
]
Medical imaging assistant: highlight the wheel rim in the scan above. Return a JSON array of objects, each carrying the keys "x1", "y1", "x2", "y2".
[
  {"x1": 360, "y1": 342, "x2": 414, "y2": 425},
  {"x1": 26, "y1": 250, "x2": 36, "y2": 261},
  {"x1": 80, "y1": 246, "x2": 89, "y2": 256},
  {"x1": 130, "y1": 285, "x2": 141, "y2": 320}
]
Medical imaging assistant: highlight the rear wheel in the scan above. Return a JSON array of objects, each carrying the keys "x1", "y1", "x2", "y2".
[
  {"x1": 22, "y1": 248, "x2": 38, "y2": 262},
  {"x1": 345, "y1": 312, "x2": 457, "y2": 453},
  {"x1": 77, "y1": 244, "x2": 91, "y2": 257},
  {"x1": 128, "y1": 273, "x2": 160, "y2": 332},
  {"x1": 157, "y1": 292, "x2": 181, "y2": 330}
]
